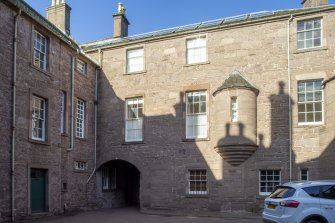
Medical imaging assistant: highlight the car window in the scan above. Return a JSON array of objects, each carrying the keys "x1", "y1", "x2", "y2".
[
  {"x1": 321, "y1": 185, "x2": 335, "y2": 200},
  {"x1": 303, "y1": 186, "x2": 320, "y2": 198},
  {"x1": 269, "y1": 186, "x2": 296, "y2": 199}
]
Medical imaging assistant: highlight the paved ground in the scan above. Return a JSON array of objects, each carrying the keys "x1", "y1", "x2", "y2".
[{"x1": 25, "y1": 208, "x2": 262, "y2": 223}]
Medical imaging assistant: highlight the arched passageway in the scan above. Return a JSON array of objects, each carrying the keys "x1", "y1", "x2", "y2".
[{"x1": 99, "y1": 160, "x2": 140, "y2": 207}]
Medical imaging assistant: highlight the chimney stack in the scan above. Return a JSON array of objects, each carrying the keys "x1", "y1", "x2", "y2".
[
  {"x1": 46, "y1": 0, "x2": 71, "y2": 35},
  {"x1": 113, "y1": 2, "x2": 129, "y2": 38},
  {"x1": 302, "y1": 0, "x2": 328, "y2": 8}
]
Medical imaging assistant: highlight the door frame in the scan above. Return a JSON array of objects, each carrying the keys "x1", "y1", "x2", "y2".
[{"x1": 28, "y1": 166, "x2": 49, "y2": 214}]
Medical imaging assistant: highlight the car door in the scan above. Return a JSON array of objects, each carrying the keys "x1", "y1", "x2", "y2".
[{"x1": 320, "y1": 185, "x2": 335, "y2": 223}]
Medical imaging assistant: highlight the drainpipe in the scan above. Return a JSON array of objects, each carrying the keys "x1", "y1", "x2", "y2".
[
  {"x1": 87, "y1": 67, "x2": 99, "y2": 183},
  {"x1": 68, "y1": 56, "x2": 75, "y2": 151},
  {"x1": 288, "y1": 15, "x2": 293, "y2": 182},
  {"x1": 11, "y1": 9, "x2": 21, "y2": 223},
  {"x1": 87, "y1": 49, "x2": 102, "y2": 183}
]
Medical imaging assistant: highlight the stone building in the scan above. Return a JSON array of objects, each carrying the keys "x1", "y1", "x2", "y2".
[
  {"x1": 0, "y1": 0, "x2": 98, "y2": 221},
  {"x1": 1, "y1": 0, "x2": 335, "y2": 221},
  {"x1": 82, "y1": 0, "x2": 335, "y2": 214}
]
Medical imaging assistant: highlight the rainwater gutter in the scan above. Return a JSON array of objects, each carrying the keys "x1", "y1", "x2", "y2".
[
  {"x1": 11, "y1": 9, "x2": 21, "y2": 223},
  {"x1": 288, "y1": 15, "x2": 293, "y2": 182}
]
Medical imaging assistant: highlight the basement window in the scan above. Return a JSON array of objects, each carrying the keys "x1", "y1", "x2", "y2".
[
  {"x1": 188, "y1": 169, "x2": 208, "y2": 195},
  {"x1": 259, "y1": 170, "x2": 281, "y2": 196}
]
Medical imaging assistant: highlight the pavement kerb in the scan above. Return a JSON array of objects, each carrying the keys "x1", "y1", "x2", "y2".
[{"x1": 140, "y1": 209, "x2": 262, "y2": 220}]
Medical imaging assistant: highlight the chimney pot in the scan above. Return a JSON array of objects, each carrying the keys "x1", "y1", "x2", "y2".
[
  {"x1": 113, "y1": 2, "x2": 129, "y2": 38},
  {"x1": 47, "y1": 0, "x2": 71, "y2": 35}
]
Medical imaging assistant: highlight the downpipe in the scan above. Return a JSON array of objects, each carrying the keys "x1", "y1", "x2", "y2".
[
  {"x1": 87, "y1": 68, "x2": 99, "y2": 184},
  {"x1": 288, "y1": 15, "x2": 293, "y2": 182},
  {"x1": 11, "y1": 9, "x2": 21, "y2": 222},
  {"x1": 68, "y1": 56, "x2": 75, "y2": 151}
]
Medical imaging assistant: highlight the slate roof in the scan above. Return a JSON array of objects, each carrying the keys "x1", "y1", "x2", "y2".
[
  {"x1": 81, "y1": 4, "x2": 335, "y2": 52},
  {"x1": 213, "y1": 70, "x2": 258, "y2": 96}
]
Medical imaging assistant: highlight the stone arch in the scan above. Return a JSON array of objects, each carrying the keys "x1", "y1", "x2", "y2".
[{"x1": 97, "y1": 159, "x2": 141, "y2": 208}]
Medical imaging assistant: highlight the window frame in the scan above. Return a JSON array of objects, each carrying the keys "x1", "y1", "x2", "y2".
[
  {"x1": 297, "y1": 18, "x2": 323, "y2": 50},
  {"x1": 231, "y1": 96, "x2": 238, "y2": 122},
  {"x1": 188, "y1": 169, "x2": 208, "y2": 195},
  {"x1": 259, "y1": 170, "x2": 281, "y2": 196},
  {"x1": 126, "y1": 47, "x2": 144, "y2": 73},
  {"x1": 31, "y1": 95, "x2": 47, "y2": 141},
  {"x1": 76, "y1": 98, "x2": 85, "y2": 139},
  {"x1": 186, "y1": 36, "x2": 207, "y2": 65},
  {"x1": 297, "y1": 79, "x2": 324, "y2": 125},
  {"x1": 125, "y1": 97, "x2": 144, "y2": 142},
  {"x1": 60, "y1": 91, "x2": 66, "y2": 134},
  {"x1": 33, "y1": 30, "x2": 48, "y2": 70},
  {"x1": 77, "y1": 59, "x2": 87, "y2": 75},
  {"x1": 74, "y1": 161, "x2": 87, "y2": 171},
  {"x1": 102, "y1": 167, "x2": 116, "y2": 191},
  {"x1": 300, "y1": 169, "x2": 309, "y2": 181},
  {"x1": 185, "y1": 90, "x2": 208, "y2": 139}
]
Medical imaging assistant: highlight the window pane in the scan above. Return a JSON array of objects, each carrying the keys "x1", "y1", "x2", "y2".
[
  {"x1": 307, "y1": 113, "x2": 314, "y2": 122},
  {"x1": 315, "y1": 112, "x2": 322, "y2": 122},
  {"x1": 306, "y1": 103, "x2": 314, "y2": 112},
  {"x1": 298, "y1": 104, "x2": 305, "y2": 112},
  {"x1": 314, "y1": 38, "x2": 321, "y2": 47},
  {"x1": 298, "y1": 22, "x2": 305, "y2": 31},
  {"x1": 298, "y1": 80, "x2": 323, "y2": 124},
  {"x1": 298, "y1": 94, "x2": 305, "y2": 102},
  {"x1": 306, "y1": 31, "x2": 313, "y2": 39},
  {"x1": 314, "y1": 19, "x2": 321, "y2": 28}
]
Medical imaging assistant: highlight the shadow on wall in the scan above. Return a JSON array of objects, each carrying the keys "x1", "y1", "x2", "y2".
[{"x1": 91, "y1": 70, "x2": 331, "y2": 213}]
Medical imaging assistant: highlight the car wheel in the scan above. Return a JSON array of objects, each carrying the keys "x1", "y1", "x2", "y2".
[{"x1": 304, "y1": 219, "x2": 323, "y2": 223}]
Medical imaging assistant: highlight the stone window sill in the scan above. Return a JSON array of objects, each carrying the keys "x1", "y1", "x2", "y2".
[
  {"x1": 293, "y1": 46, "x2": 328, "y2": 54},
  {"x1": 124, "y1": 70, "x2": 147, "y2": 75},
  {"x1": 30, "y1": 63, "x2": 51, "y2": 77},
  {"x1": 122, "y1": 141, "x2": 146, "y2": 145},
  {"x1": 182, "y1": 138, "x2": 210, "y2": 142},
  {"x1": 29, "y1": 138, "x2": 51, "y2": 146},
  {"x1": 184, "y1": 61, "x2": 210, "y2": 67},
  {"x1": 185, "y1": 194, "x2": 209, "y2": 198}
]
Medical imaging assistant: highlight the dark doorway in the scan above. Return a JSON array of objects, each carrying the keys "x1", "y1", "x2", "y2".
[
  {"x1": 101, "y1": 160, "x2": 140, "y2": 207},
  {"x1": 30, "y1": 168, "x2": 48, "y2": 213}
]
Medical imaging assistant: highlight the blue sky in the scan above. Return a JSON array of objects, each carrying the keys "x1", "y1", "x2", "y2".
[{"x1": 25, "y1": 0, "x2": 335, "y2": 43}]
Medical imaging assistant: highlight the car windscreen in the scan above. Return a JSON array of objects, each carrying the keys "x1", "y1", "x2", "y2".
[{"x1": 269, "y1": 186, "x2": 296, "y2": 199}]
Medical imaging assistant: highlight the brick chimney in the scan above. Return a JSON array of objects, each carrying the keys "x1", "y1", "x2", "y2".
[
  {"x1": 302, "y1": 0, "x2": 328, "y2": 8},
  {"x1": 46, "y1": 0, "x2": 71, "y2": 35},
  {"x1": 113, "y1": 2, "x2": 130, "y2": 38}
]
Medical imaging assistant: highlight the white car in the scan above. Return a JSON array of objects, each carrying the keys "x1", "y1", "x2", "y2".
[{"x1": 262, "y1": 181, "x2": 335, "y2": 223}]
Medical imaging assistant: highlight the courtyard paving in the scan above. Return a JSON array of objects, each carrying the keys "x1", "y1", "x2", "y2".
[{"x1": 25, "y1": 208, "x2": 262, "y2": 223}]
